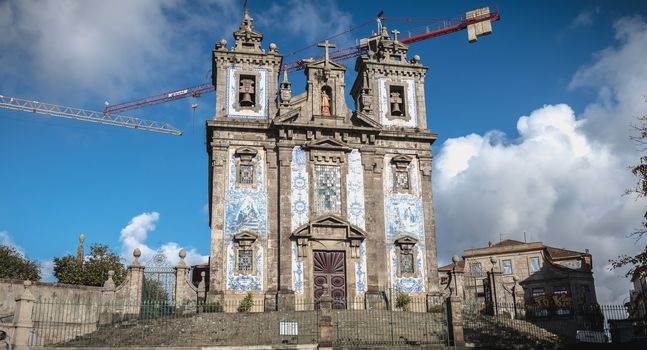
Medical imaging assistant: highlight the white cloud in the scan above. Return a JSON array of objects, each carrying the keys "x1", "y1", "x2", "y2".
[
  {"x1": 119, "y1": 212, "x2": 208, "y2": 267},
  {"x1": 0, "y1": 230, "x2": 24, "y2": 255},
  {"x1": 257, "y1": 0, "x2": 354, "y2": 51},
  {"x1": 569, "y1": 8, "x2": 599, "y2": 30},
  {"x1": 434, "y1": 17, "x2": 647, "y2": 304},
  {"x1": 0, "y1": 0, "x2": 239, "y2": 102}
]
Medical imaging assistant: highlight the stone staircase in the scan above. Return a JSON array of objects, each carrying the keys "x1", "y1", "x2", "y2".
[
  {"x1": 464, "y1": 313, "x2": 561, "y2": 349},
  {"x1": 60, "y1": 311, "x2": 319, "y2": 348}
]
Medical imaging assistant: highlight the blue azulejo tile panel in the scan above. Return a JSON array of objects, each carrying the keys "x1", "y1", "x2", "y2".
[
  {"x1": 291, "y1": 147, "x2": 309, "y2": 230},
  {"x1": 356, "y1": 242, "x2": 367, "y2": 294},
  {"x1": 224, "y1": 150, "x2": 267, "y2": 238},
  {"x1": 225, "y1": 241, "x2": 264, "y2": 291},
  {"x1": 292, "y1": 242, "x2": 304, "y2": 294},
  {"x1": 347, "y1": 149, "x2": 367, "y2": 295},
  {"x1": 223, "y1": 148, "x2": 267, "y2": 292},
  {"x1": 347, "y1": 150, "x2": 366, "y2": 229},
  {"x1": 291, "y1": 147, "x2": 308, "y2": 294},
  {"x1": 389, "y1": 246, "x2": 425, "y2": 293},
  {"x1": 377, "y1": 77, "x2": 418, "y2": 128},
  {"x1": 225, "y1": 67, "x2": 268, "y2": 119},
  {"x1": 384, "y1": 156, "x2": 426, "y2": 292}
]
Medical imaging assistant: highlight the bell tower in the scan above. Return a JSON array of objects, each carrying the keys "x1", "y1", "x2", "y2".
[
  {"x1": 351, "y1": 26, "x2": 428, "y2": 129},
  {"x1": 211, "y1": 6, "x2": 282, "y2": 120}
]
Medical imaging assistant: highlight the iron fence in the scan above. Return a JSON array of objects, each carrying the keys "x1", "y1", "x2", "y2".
[
  {"x1": 463, "y1": 300, "x2": 647, "y2": 346},
  {"x1": 28, "y1": 298, "x2": 319, "y2": 347},
  {"x1": 332, "y1": 293, "x2": 449, "y2": 347}
]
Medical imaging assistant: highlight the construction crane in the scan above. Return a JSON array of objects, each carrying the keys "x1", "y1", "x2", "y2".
[
  {"x1": 104, "y1": 6, "x2": 500, "y2": 115},
  {"x1": 0, "y1": 95, "x2": 182, "y2": 136}
]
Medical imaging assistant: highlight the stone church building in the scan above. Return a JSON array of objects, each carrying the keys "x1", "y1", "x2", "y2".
[{"x1": 206, "y1": 8, "x2": 440, "y2": 307}]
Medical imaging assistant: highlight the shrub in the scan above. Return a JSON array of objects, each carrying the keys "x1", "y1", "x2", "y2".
[
  {"x1": 395, "y1": 292, "x2": 412, "y2": 310},
  {"x1": 237, "y1": 292, "x2": 254, "y2": 312}
]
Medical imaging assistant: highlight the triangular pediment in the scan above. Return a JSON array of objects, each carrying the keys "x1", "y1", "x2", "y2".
[
  {"x1": 311, "y1": 214, "x2": 347, "y2": 227},
  {"x1": 353, "y1": 111, "x2": 383, "y2": 129},
  {"x1": 274, "y1": 107, "x2": 301, "y2": 124},
  {"x1": 307, "y1": 59, "x2": 346, "y2": 71},
  {"x1": 233, "y1": 231, "x2": 258, "y2": 241},
  {"x1": 395, "y1": 235, "x2": 418, "y2": 245},
  {"x1": 304, "y1": 137, "x2": 351, "y2": 151},
  {"x1": 290, "y1": 214, "x2": 366, "y2": 241}
]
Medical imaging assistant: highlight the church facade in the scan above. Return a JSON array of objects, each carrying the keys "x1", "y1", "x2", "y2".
[{"x1": 206, "y1": 9, "x2": 440, "y2": 308}]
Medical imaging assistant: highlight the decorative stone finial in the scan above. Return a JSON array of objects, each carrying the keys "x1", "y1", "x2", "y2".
[
  {"x1": 76, "y1": 234, "x2": 85, "y2": 266},
  {"x1": 216, "y1": 38, "x2": 227, "y2": 50},
  {"x1": 132, "y1": 248, "x2": 141, "y2": 267},
  {"x1": 512, "y1": 275, "x2": 519, "y2": 283},
  {"x1": 489, "y1": 256, "x2": 497, "y2": 264},
  {"x1": 20, "y1": 280, "x2": 35, "y2": 300},
  {"x1": 177, "y1": 249, "x2": 187, "y2": 268},
  {"x1": 269, "y1": 42, "x2": 278, "y2": 53},
  {"x1": 452, "y1": 255, "x2": 460, "y2": 263},
  {"x1": 103, "y1": 270, "x2": 116, "y2": 290},
  {"x1": 411, "y1": 55, "x2": 420, "y2": 64}
]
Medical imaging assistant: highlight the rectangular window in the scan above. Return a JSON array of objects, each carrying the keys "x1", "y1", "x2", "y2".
[
  {"x1": 394, "y1": 170, "x2": 410, "y2": 190},
  {"x1": 532, "y1": 287, "x2": 545, "y2": 297},
  {"x1": 553, "y1": 286, "x2": 568, "y2": 295},
  {"x1": 400, "y1": 253, "x2": 414, "y2": 274},
  {"x1": 238, "y1": 164, "x2": 254, "y2": 185},
  {"x1": 238, "y1": 75, "x2": 256, "y2": 108},
  {"x1": 314, "y1": 164, "x2": 341, "y2": 214},
  {"x1": 237, "y1": 250, "x2": 254, "y2": 273},
  {"x1": 471, "y1": 262, "x2": 483, "y2": 276},
  {"x1": 502, "y1": 259, "x2": 512, "y2": 275},
  {"x1": 529, "y1": 257, "x2": 540, "y2": 273},
  {"x1": 388, "y1": 85, "x2": 406, "y2": 117}
]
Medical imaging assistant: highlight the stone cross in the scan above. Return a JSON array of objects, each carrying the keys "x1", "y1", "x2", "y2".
[
  {"x1": 318, "y1": 40, "x2": 336, "y2": 66},
  {"x1": 391, "y1": 29, "x2": 400, "y2": 42}
]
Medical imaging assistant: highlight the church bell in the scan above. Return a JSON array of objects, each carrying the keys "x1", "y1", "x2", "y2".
[
  {"x1": 240, "y1": 92, "x2": 254, "y2": 106},
  {"x1": 391, "y1": 101, "x2": 402, "y2": 116}
]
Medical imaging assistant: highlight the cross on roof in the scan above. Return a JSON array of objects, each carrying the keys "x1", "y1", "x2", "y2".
[
  {"x1": 391, "y1": 29, "x2": 400, "y2": 42},
  {"x1": 318, "y1": 40, "x2": 336, "y2": 66}
]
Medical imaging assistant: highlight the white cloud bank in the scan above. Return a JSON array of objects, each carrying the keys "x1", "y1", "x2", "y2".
[
  {"x1": 0, "y1": 0, "x2": 240, "y2": 101},
  {"x1": 119, "y1": 212, "x2": 208, "y2": 267},
  {"x1": 434, "y1": 16, "x2": 647, "y2": 304}
]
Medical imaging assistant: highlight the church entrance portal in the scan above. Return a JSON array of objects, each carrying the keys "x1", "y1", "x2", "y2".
[{"x1": 313, "y1": 250, "x2": 346, "y2": 309}]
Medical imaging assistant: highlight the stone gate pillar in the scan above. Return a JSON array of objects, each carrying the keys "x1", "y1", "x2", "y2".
[{"x1": 12, "y1": 281, "x2": 35, "y2": 350}]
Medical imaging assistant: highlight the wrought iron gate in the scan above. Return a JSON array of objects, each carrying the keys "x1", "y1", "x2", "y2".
[{"x1": 142, "y1": 249, "x2": 175, "y2": 302}]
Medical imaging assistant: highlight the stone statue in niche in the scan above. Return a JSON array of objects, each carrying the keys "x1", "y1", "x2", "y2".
[
  {"x1": 321, "y1": 89, "x2": 331, "y2": 116},
  {"x1": 390, "y1": 91, "x2": 403, "y2": 116}
]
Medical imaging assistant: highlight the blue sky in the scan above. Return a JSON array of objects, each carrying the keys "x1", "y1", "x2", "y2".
[{"x1": 1, "y1": 0, "x2": 646, "y2": 303}]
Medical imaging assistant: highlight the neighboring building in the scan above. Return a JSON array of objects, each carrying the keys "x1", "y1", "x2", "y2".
[
  {"x1": 628, "y1": 272, "x2": 647, "y2": 318},
  {"x1": 442, "y1": 240, "x2": 598, "y2": 319},
  {"x1": 205, "y1": 7, "x2": 440, "y2": 307}
]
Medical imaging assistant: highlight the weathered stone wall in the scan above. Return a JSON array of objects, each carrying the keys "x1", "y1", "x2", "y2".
[{"x1": 0, "y1": 278, "x2": 103, "y2": 316}]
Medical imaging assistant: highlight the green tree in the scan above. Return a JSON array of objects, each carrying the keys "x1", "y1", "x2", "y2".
[
  {"x1": 612, "y1": 115, "x2": 647, "y2": 278},
  {"x1": 53, "y1": 244, "x2": 126, "y2": 286},
  {"x1": 0, "y1": 245, "x2": 41, "y2": 281}
]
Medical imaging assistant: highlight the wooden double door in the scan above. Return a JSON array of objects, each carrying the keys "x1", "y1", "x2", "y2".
[{"x1": 313, "y1": 250, "x2": 346, "y2": 309}]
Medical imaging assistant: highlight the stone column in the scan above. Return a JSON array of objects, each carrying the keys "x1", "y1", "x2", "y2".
[
  {"x1": 420, "y1": 156, "x2": 441, "y2": 292},
  {"x1": 208, "y1": 146, "x2": 228, "y2": 303},
  {"x1": 99, "y1": 271, "x2": 116, "y2": 325},
  {"x1": 362, "y1": 149, "x2": 387, "y2": 309},
  {"x1": 115, "y1": 249, "x2": 144, "y2": 316},
  {"x1": 277, "y1": 145, "x2": 295, "y2": 311},
  {"x1": 11, "y1": 281, "x2": 35, "y2": 350},
  {"x1": 447, "y1": 295, "x2": 465, "y2": 349},
  {"x1": 513, "y1": 276, "x2": 526, "y2": 319},
  {"x1": 318, "y1": 284, "x2": 333, "y2": 350},
  {"x1": 174, "y1": 250, "x2": 196, "y2": 309},
  {"x1": 197, "y1": 272, "x2": 207, "y2": 301},
  {"x1": 265, "y1": 146, "x2": 279, "y2": 311}
]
